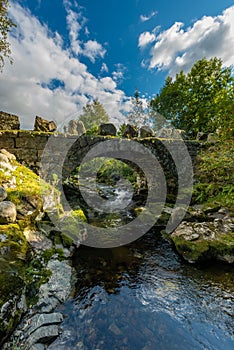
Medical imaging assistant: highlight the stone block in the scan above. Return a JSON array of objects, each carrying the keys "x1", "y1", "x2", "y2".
[
  {"x1": 27, "y1": 313, "x2": 63, "y2": 336},
  {"x1": 15, "y1": 135, "x2": 48, "y2": 150},
  {"x1": 0, "y1": 111, "x2": 20, "y2": 130},
  {"x1": 0, "y1": 137, "x2": 15, "y2": 149},
  {"x1": 13, "y1": 148, "x2": 38, "y2": 162},
  {"x1": 34, "y1": 116, "x2": 57, "y2": 132}
]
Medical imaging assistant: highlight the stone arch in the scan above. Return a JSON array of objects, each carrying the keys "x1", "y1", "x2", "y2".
[{"x1": 62, "y1": 135, "x2": 148, "y2": 192}]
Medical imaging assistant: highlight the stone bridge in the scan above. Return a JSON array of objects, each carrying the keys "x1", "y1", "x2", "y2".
[{"x1": 0, "y1": 130, "x2": 204, "y2": 204}]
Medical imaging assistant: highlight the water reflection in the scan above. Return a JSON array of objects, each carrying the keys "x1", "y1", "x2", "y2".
[{"x1": 48, "y1": 232, "x2": 234, "y2": 350}]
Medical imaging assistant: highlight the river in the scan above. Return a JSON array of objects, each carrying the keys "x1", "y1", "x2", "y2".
[{"x1": 48, "y1": 186, "x2": 234, "y2": 350}]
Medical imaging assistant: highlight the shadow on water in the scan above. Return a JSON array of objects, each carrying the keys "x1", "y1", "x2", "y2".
[{"x1": 48, "y1": 228, "x2": 234, "y2": 350}]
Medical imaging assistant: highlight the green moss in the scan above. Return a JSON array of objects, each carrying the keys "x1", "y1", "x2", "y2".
[
  {"x1": 0, "y1": 158, "x2": 61, "y2": 223},
  {"x1": 73, "y1": 209, "x2": 87, "y2": 222},
  {"x1": 172, "y1": 236, "x2": 210, "y2": 262},
  {"x1": 6, "y1": 163, "x2": 47, "y2": 208},
  {"x1": 0, "y1": 224, "x2": 30, "y2": 343},
  {"x1": 172, "y1": 231, "x2": 234, "y2": 263},
  {"x1": 61, "y1": 233, "x2": 73, "y2": 247},
  {"x1": 0, "y1": 224, "x2": 29, "y2": 262},
  {"x1": 0, "y1": 223, "x2": 52, "y2": 308},
  {"x1": 209, "y1": 232, "x2": 234, "y2": 255},
  {"x1": 58, "y1": 209, "x2": 87, "y2": 245},
  {"x1": 24, "y1": 257, "x2": 52, "y2": 307},
  {"x1": 41, "y1": 248, "x2": 66, "y2": 262},
  {"x1": 0, "y1": 260, "x2": 25, "y2": 307}
]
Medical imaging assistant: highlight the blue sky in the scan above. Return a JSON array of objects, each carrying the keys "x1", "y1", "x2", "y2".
[{"x1": 1, "y1": 0, "x2": 234, "y2": 128}]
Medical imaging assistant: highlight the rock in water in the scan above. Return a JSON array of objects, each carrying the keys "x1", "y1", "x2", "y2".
[
  {"x1": 0, "y1": 111, "x2": 20, "y2": 130},
  {"x1": 34, "y1": 116, "x2": 57, "y2": 132},
  {"x1": 0, "y1": 187, "x2": 7, "y2": 202},
  {"x1": 0, "y1": 201, "x2": 17, "y2": 224}
]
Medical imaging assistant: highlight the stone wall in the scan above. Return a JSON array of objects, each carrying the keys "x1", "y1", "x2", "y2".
[{"x1": 0, "y1": 130, "x2": 50, "y2": 170}]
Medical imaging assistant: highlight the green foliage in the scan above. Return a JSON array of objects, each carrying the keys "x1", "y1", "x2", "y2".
[
  {"x1": 78, "y1": 98, "x2": 109, "y2": 130},
  {"x1": 117, "y1": 123, "x2": 127, "y2": 136},
  {"x1": 85, "y1": 125, "x2": 99, "y2": 135},
  {"x1": 75, "y1": 157, "x2": 138, "y2": 188},
  {"x1": 192, "y1": 139, "x2": 234, "y2": 212},
  {"x1": 150, "y1": 57, "x2": 234, "y2": 138},
  {"x1": 0, "y1": 0, "x2": 16, "y2": 71},
  {"x1": 97, "y1": 159, "x2": 137, "y2": 186}
]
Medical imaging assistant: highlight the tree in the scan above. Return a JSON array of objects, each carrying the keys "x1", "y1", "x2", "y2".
[
  {"x1": 78, "y1": 98, "x2": 109, "y2": 130},
  {"x1": 150, "y1": 57, "x2": 234, "y2": 137},
  {"x1": 128, "y1": 89, "x2": 149, "y2": 127},
  {"x1": 0, "y1": 0, "x2": 16, "y2": 71}
]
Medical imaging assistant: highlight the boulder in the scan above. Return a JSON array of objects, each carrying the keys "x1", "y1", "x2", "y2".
[
  {"x1": 0, "y1": 149, "x2": 16, "y2": 161},
  {"x1": 156, "y1": 128, "x2": 170, "y2": 138},
  {"x1": 139, "y1": 125, "x2": 155, "y2": 138},
  {"x1": 0, "y1": 153, "x2": 9, "y2": 165},
  {"x1": 156, "y1": 128, "x2": 188, "y2": 140},
  {"x1": 67, "y1": 119, "x2": 78, "y2": 135},
  {"x1": 122, "y1": 124, "x2": 138, "y2": 138},
  {"x1": 0, "y1": 111, "x2": 20, "y2": 130},
  {"x1": 68, "y1": 120, "x2": 86, "y2": 136},
  {"x1": 170, "y1": 215, "x2": 234, "y2": 263},
  {"x1": 0, "y1": 201, "x2": 17, "y2": 224},
  {"x1": 34, "y1": 116, "x2": 57, "y2": 132},
  {"x1": 0, "y1": 187, "x2": 7, "y2": 202},
  {"x1": 98, "y1": 123, "x2": 117, "y2": 136}
]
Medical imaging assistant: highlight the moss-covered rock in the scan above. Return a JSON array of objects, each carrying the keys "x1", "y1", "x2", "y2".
[
  {"x1": 58, "y1": 209, "x2": 87, "y2": 246},
  {"x1": 171, "y1": 219, "x2": 234, "y2": 263}
]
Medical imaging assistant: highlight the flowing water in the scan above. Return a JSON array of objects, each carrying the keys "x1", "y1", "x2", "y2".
[{"x1": 48, "y1": 186, "x2": 234, "y2": 350}]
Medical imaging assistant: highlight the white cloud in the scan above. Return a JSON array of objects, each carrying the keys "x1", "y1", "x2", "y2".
[
  {"x1": 112, "y1": 70, "x2": 124, "y2": 82},
  {"x1": 82, "y1": 40, "x2": 106, "y2": 63},
  {"x1": 101, "y1": 63, "x2": 108, "y2": 73},
  {"x1": 84, "y1": 26, "x2": 89, "y2": 36},
  {"x1": 64, "y1": 1, "x2": 105, "y2": 62},
  {"x1": 139, "y1": 5, "x2": 234, "y2": 75},
  {"x1": 140, "y1": 11, "x2": 157, "y2": 22},
  {"x1": 0, "y1": 2, "x2": 130, "y2": 129},
  {"x1": 65, "y1": 7, "x2": 83, "y2": 55},
  {"x1": 138, "y1": 31, "x2": 156, "y2": 48},
  {"x1": 112, "y1": 63, "x2": 127, "y2": 83}
]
